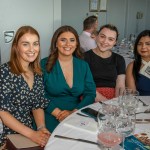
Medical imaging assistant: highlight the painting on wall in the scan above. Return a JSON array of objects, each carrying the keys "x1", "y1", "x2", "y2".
[
  {"x1": 89, "y1": 0, "x2": 99, "y2": 12},
  {"x1": 99, "y1": 0, "x2": 107, "y2": 12},
  {"x1": 89, "y1": 0, "x2": 107, "y2": 12}
]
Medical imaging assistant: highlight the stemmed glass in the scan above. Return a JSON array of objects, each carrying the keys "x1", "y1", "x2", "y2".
[
  {"x1": 117, "y1": 88, "x2": 138, "y2": 149},
  {"x1": 118, "y1": 88, "x2": 139, "y2": 115},
  {"x1": 97, "y1": 105, "x2": 123, "y2": 150}
]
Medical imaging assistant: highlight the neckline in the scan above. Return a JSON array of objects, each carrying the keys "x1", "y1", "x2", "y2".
[
  {"x1": 92, "y1": 48, "x2": 112, "y2": 59},
  {"x1": 57, "y1": 58, "x2": 74, "y2": 89},
  {"x1": 91, "y1": 49, "x2": 113, "y2": 60}
]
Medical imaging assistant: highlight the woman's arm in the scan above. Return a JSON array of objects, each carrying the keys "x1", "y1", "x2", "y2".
[
  {"x1": 32, "y1": 108, "x2": 50, "y2": 133},
  {"x1": 126, "y1": 62, "x2": 136, "y2": 90},
  {"x1": 115, "y1": 74, "x2": 125, "y2": 97},
  {"x1": 0, "y1": 111, "x2": 49, "y2": 147},
  {"x1": 76, "y1": 63, "x2": 96, "y2": 109}
]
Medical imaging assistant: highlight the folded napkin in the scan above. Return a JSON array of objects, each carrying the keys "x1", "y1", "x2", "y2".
[{"x1": 63, "y1": 117, "x2": 98, "y2": 134}]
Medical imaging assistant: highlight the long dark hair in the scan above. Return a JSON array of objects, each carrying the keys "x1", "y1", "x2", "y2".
[
  {"x1": 46, "y1": 25, "x2": 83, "y2": 72},
  {"x1": 133, "y1": 30, "x2": 150, "y2": 82}
]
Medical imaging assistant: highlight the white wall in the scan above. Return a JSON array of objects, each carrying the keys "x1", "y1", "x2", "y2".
[
  {"x1": 126, "y1": 0, "x2": 147, "y2": 37},
  {"x1": 146, "y1": 0, "x2": 150, "y2": 29},
  {"x1": 0, "y1": 0, "x2": 61, "y2": 64},
  {"x1": 61, "y1": 0, "x2": 149, "y2": 41},
  {"x1": 106, "y1": 0, "x2": 126, "y2": 40}
]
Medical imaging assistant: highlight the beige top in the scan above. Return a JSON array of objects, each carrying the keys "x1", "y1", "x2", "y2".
[{"x1": 140, "y1": 59, "x2": 150, "y2": 79}]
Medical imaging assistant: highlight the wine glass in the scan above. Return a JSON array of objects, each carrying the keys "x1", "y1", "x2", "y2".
[
  {"x1": 118, "y1": 88, "x2": 139, "y2": 115},
  {"x1": 97, "y1": 106, "x2": 123, "y2": 150},
  {"x1": 97, "y1": 125, "x2": 123, "y2": 150},
  {"x1": 115, "y1": 112, "x2": 136, "y2": 150}
]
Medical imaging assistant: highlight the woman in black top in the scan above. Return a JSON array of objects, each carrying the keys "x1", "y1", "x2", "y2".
[{"x1": 84, "y1": 24, "x2": 126, "y2": 102}]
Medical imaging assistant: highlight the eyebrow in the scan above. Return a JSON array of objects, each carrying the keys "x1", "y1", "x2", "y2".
[
  {"x1": 100, "y1": 33, "x2": 116, "y2": 40},
  {"x1": 59, "y1": 37, "x2": 75, "y2": 40},
  {"x1": 21, "y1": 41, "x2": 39, "y2": 43}
]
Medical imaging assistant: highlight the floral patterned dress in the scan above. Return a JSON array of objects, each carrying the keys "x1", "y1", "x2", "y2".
[{"x1": 0, "y1": 63, "x2": 48, "y2": 146}]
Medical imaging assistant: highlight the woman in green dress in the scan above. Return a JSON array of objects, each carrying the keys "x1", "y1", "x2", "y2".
[{"x1": 41, "y1": 25, "x2": 96, "y2": 132}]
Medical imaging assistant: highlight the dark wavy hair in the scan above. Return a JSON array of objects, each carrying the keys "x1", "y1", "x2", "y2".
[
  {"x1": 46, "y1": 25, "x2": 83, "y2": 72},
  {"x1": 133, "y1": 30, "x2": 150, "y2": 82}
]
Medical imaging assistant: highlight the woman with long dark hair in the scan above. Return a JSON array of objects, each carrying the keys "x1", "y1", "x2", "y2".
[
  {"x1": 126, "y1": 30, "x2": 150, "y2": 95},
  {"x1": 41, "y1": 25, "x2": 96, "y2": 133}
]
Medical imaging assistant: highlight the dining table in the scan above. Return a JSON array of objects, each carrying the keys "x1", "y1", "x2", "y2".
[
  {"x1": 112, "y1": 46, "x2": 134, "y2": 67},
  {"x1": 45, "y1": 96, "x2": 150, "y2": 150}
]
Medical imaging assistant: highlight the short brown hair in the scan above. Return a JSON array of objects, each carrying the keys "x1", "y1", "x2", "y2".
[
  {"x1": 98, "y1": 24, "x2": 119, "y2": 41},
  {"x1": 83, "y1": 15, "x2": 98, "y2": 30}
]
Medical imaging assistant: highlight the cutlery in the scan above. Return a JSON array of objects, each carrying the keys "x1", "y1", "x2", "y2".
[
  {"x1": 135, "y1": 119, "x2": 150, "y2": 121},
  {"x1": 54, "y1": 135, "x2": 98, "y2": 145},
  {"x1": 99, "y1": 101, "x2": 107, "y2": 105},
  {"x1": 136, "y1": 108, "x2": 150, "y2": 114},
  {"x1": 135, "y1": 97, "x2": 149, "y2": 106},
  {"x1": 135, "y1": 119, "x2": 150, "y2": 124}
]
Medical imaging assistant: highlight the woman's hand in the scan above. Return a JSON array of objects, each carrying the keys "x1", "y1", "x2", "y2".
[
  {"x1": 56, "y1": 110, "x2": 76, "y2": 122},
  {"x1": 29, "y1": 129, "x2": 50, "y2": 147},
  {"x1": 95, "y1": 91, "x2": 107, "y2": 102}
]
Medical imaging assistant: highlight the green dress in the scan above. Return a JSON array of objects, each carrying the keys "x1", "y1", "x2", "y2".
[{"x1": 41, "y1": 57, "x2": 96, "y2": 132}]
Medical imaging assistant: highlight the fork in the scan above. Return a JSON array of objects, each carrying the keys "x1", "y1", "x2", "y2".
[
  {"x1": 135, "y1": 98, "x2": 149, "y2": 106},
  {"x1": 136, "y1": 108, "x2": 150, "y2": 114}
]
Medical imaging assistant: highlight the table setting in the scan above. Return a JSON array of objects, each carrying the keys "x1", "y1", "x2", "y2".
[{"x1": 45, "y1": 95, "x2": 150, "y2": 150}]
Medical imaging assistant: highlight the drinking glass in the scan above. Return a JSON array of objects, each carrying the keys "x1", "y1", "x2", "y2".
[
  {"x1": 115, "y1": 112, "x2": 136, "y2": 150},
  {"x1": 97, "y1": 125, "x2": 123, "y2": 150},
  {"x1": 97, "y1": 105, "x2": 123, "y2": 150},
  {"x1": 116, "y1": 113, "x2": 136, "y2": 137},
  {"x1": 118, "y1": 88, "x2": 139, "y2": 115}
]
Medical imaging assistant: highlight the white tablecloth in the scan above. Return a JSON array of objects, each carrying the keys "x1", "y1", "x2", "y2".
[{"x1": 45, "y1": 96, "x2": 150, "y2": 150}]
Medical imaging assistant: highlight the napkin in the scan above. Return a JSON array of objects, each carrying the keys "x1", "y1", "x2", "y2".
[{"x1": 63, "y1": 117, "x2": 98, "y2": 134}]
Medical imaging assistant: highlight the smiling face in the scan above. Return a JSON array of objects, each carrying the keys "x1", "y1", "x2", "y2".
[
  {"x1": 17, "y1": 33, "x2": 40, "y2": 67},
  {"x1": 56, "y1": 31, "x2": 77, "y2": 57},
  {"x1": 137, "y1": 36, "x2": 150, "y2": 61},
  {"x1": 96, "y1": 27, "x2": 117, "y2": 52}
]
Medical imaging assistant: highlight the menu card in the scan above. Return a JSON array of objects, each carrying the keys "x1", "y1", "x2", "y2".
[{"x1": 124, "y1": 134, "x2": 150, "y2": 150}]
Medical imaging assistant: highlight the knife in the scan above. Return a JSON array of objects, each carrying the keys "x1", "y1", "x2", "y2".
[
  {"x1": 136, "y1": 119, "x2": 150, "y2": 121},
  {"x1": 54, "y1": 135, "x2": 98, "y2": 145},
  {"x1": 135, "y1": 119, "x2": 150, "y2": 124}
]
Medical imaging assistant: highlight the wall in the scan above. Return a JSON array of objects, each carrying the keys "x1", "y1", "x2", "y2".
[
  {"x1": 61, "y1": 0, "x2": 149, "y2": 41},
  {"x1": 145, "y1": 0, "x2": 150, "y2": 29},
  {"x1": 106, "y1": 0, "x2": 126, "y2": 40},
  {"x1": 0, "y1": 0, "x2": 61, "y2": 64},
  {"x1": 126, "y1": 0, "x2": 147, "y2": 37}
]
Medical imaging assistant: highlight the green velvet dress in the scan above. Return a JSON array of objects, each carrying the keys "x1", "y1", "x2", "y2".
[{"x1": 41, "y1": 57, "x2": 96, "y2": 133}]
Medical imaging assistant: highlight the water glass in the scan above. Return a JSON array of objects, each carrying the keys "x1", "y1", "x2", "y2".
[
  {"x1": 97, "y1": 105, "x2": 123, "y2": 150},
  {"x1": 118, "y1": 88, "x2": 139, "y2": 115}
]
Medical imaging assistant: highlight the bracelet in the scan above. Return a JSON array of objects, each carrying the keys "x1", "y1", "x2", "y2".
[{"x1": 37, "y1": 125, "x2": 45, "y2": 131}]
